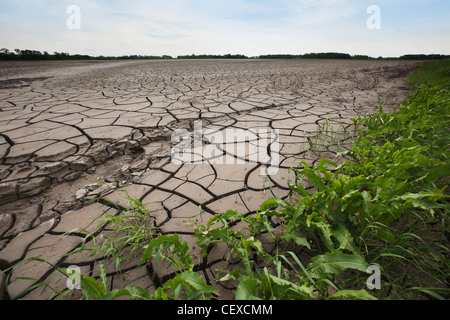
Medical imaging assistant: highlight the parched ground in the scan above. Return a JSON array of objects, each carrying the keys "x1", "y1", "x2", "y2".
[{"x1": 0, "y1": 59, "x2": 422, "y2": 299}]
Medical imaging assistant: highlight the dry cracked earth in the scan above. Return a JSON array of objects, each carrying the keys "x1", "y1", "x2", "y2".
[{"x1": 0, "y1": 59, "x2": 421, "y2": 299}]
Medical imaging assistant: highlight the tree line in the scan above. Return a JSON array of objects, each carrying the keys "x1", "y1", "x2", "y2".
[
  {"x1": 0, "y1": 48, "x2": 174, "y2": 61},
  {"x1": 1, "y1": 48, "x2": 449, "y2": 61},
  {"x1": 177, "y1": 54, "x2": 249, "y2": 59},
  {"x1": 259, "y1": 53, "x2": 450, "y2": 60}
]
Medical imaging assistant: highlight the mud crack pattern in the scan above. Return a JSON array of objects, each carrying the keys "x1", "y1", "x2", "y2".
[{"x1": 0, "y1": 59, "x2": 420, "y2": 299}]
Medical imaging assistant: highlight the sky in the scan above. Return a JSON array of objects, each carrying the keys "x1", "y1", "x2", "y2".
[{"x1": 0, "y1": 0, "x2": 449, "y2": 58}]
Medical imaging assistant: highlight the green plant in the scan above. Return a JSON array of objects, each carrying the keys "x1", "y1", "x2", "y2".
[
  {"x1": 80, "y1": 235, "x2": 217, "y2": 300},
  {"x1": 87, "y1": 183, "x2": 157, "y2": 271},
  {"x1": 139, "y1": 234, "x2": 217, "y2": 300},
  {"x1": 190, "y1": 198, "x2": 377, "y2": 300},
  {"x1": 305, "y1": 118, "x2": 353, "y2": 155}
]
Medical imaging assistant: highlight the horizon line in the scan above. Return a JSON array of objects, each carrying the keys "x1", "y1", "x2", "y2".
[{"x1": 1, "y1": 48, "x2": 449, "y2": 61}]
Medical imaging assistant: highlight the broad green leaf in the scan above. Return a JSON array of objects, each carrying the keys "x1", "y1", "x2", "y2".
[
  {"x1": 301, "y1": 163, "x2": 327, "y2": 191},
  {"x1": 80, "y1": 276, "x2": 106, "y2": 300},
  {"x1": 140, "y1": 234, "x2": 193, "y2": 271},
  {"x1": 101, "y1": 288, "x2": 134, "y2": 300},
  {"x1": 411, "y1": 287, "x2": 448, "y2": 300},
  {"x1": 283, "y1": 231, "x2": 311, "y2": 249},
  {"x1": 308, "y1": 215, "x2": 334, "y2": 251},
  {"x1": 375, "y1": 229, "x2": 396, "y2": 243},
  {"x1": 317, "y1": 158, "x2": 338, "y2": 170},
  {"x1": 396, "y1": 190, "x2": 447, "y2": 203},
  {"x1": 329, "y1": 289, "x2": 377, "y2": 300},
  {"x1": 125, "y1": 286, "x2": 152, "y2": 300},
  {"x1": 293, "y1": 201, "x2": 307, "y2": 220},
  {"x1": 387, "y1": 180, "x2": 412, "y2": 200},
  {"x1": 331, "y1": 224, "x2": 361, "y2": 256},
  {"x1": 308, "y1": 251, "x2": 368, "y2": 279},
  {"x1": 264, "y1": 271, "x2": 314, "y2": 300},
  {"x1": 178, "y1": 271, "x2": 217, "y2": 293},
  {"x1": 235, "y1": 278, "x2": 260, "y2": 300},
  {"x1": 251, "y1": 238, "x2": 264, "y2": 253},
  {"x1": 288, "y1": 181, "x2": 310, "y2": 197},
  {"x1": 153, "y1": 287, "x2": 168, "y2": 300},
  {"x1": 427, "y1": 163, "x2": 450, "y2": 180},
  {"x1": 260, "y1": 198, "x2": 292, "y2": 212}
]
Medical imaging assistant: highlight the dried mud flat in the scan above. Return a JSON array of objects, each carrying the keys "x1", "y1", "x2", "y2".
[{"x1": 0, "y1": 59, "x2": 422, "y2": 299}]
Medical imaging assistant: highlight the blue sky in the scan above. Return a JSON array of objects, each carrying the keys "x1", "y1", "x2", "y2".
[{"x1": 0, "y1": 0, "x2": 449, "y2": 57}]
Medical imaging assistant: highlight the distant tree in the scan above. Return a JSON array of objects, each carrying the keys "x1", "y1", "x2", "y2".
[
  {"x1": 353, "y1": 55, "x2": 371, "y2": 60},
  {"x1": 259, "y1": 54, "x2": 297, "y2": 59},
  {"x1": 19, "y1": 49, "x2": 43, "y2": 60},
  {"x1": 260, "y1": 53, "x2": 353, "y2": 60},
  {"x1": 0, "y1": 48, "x2": 20, "y2": 60},
  {"x1": 399, "y1": 54, "x2": 450, "y2": 60},
  {"x1": 5, "y1": 47, "x2": 448, "y2": 62}
]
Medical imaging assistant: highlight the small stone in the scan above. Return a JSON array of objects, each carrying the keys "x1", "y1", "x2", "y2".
[
  {"x1": 86, "y1": 166, "x2": 97, "y2": 174},
  {"x1": 132, "y1": 129, "x2": 144, "y2": 140},
  {"x1": 127, "y1": 140, "x2": 140, "y2": 149},
  {"x1": 87, "y1": 184, "x2": 113, "y2": 197},
  {"x1": 106, "y1": 144, "x2": 117, "y2": 155},
  {"x1": 87, "y1": 182, "x2": 100, "y2": 191},
  {"x1": 63, "y1": 171, "x2": 81, "y2": 182},
  {"x1": 91, "y1": 149, "x2": 109, "y2": 163},
  {"x1": 69, "y1": 156, "x2": 95, "y2": 171},
  {"x1": 139, "y1": 136, "x2": 151, "y2": 146},
  {"x1": 130, "y1": 159, "x2": 148, "y2": 172},
  {"x1": 76, "y1": 188, "x2": 89, "y2": 200}
]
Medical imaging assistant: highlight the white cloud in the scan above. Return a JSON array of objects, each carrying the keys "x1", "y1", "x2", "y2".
[{"x1": 0, "y1": 0, "x2": 449, "y2": 57}]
